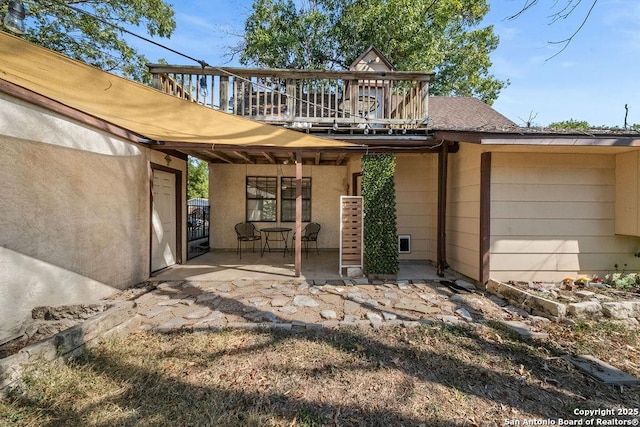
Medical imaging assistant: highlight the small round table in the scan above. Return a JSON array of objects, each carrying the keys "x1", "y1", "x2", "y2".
[{"x1": 260, "y1": 227, "x2": 292, "y2": 257}]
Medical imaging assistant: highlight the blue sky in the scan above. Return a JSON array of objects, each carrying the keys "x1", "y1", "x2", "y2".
[{"x1": 128, "y1": 0, "x2": 639, "y2": 127}]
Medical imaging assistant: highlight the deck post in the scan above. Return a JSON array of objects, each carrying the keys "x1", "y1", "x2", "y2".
[
  {"x1": 421, "y1": 81, "x2": 429, "y2": 120},
  {"x1": 295, "y1": 151, "x2": 302, "y2": 277},
  {"x1": 286, "y1": 79, "x2": 295, "y2": 121},
  {"x1": 220, "y1": 76, "x2": 229, "y2": 113}
]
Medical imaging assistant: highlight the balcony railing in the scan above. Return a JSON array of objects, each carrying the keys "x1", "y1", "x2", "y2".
[{"x1": 148, "y1": 65, "x2": 432, "y2": 130}]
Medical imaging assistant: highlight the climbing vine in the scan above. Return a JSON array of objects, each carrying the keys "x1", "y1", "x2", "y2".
[{"x1": 362, "y1": 153, "x2": 398, "y2": 275}]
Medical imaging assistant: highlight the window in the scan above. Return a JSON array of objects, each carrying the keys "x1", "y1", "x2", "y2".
[
  {"x1": 281, "y1": 177, "x2": 311, "y2": 222},
  {"x1": 246, "y1": 177, "x2": 277, "y2": 222}
]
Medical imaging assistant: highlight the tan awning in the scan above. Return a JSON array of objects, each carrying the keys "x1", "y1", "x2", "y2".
[{"x1": 0, "y1": 32, "x2": 355, "y2": 149}]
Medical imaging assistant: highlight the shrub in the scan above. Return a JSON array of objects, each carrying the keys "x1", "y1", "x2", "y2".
[
  {"x1": 605, "y1": 264, "x2": 640, "y2": 291},
  {"x1": 362, "y1": 153, "x2": 398, "y2": 275}
]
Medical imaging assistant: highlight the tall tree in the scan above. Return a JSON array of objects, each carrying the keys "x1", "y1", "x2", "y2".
[
  {"x1": 9, "y1": 0, "x2": 175, "y2": 81},
  {"x1": 187, "y1": 157, "x2": 209, "y2": 200},
  {"x1": 238, "y1": 0, "x2": 505, "y2": 103}
]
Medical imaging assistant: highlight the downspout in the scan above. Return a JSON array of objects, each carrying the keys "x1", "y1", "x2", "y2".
[{"x1": 436, "y1": 141, "x2": 450, "y2": 277}]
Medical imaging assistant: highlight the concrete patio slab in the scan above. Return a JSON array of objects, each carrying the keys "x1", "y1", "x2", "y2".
[{"x1": 151, "y1": 250, "x2": 453, "y2": 282}]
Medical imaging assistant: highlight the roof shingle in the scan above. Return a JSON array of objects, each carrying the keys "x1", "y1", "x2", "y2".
[{"x1": 428, "y1": 96, "x2": 516, "y2": 131}]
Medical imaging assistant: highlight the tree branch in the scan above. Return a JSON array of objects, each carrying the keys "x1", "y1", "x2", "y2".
[
  {"x1": 507, "y1": 0, "x2": 599, "y2": 59},
  {"x1": 546, "y1": 0, "x2": 598, "y2": 60}
]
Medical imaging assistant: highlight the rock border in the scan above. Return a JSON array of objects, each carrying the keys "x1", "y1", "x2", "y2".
[
  {"x1": 486, "y1": 279, "x2": 640, "y2": 322},
  {"x1": 0, "y1": 301, "x2": 139, "y2": 396}
]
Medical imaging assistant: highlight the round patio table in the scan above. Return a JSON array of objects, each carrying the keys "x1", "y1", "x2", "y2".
[{"x1": 260, "y1": 227, "x2": 292, "y2": 257}]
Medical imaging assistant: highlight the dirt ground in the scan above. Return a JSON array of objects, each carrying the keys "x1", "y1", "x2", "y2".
[{"x1": 1, "y1": 316, "x2": 638, "y2": 426}]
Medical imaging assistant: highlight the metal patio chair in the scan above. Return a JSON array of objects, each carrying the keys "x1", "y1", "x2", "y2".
[
  {"x1": 292, "y1": 223, "x2": 321, "y2": 258},
  {"x1": 235, "y1": 222, "x2": 262, "y2": 259}
]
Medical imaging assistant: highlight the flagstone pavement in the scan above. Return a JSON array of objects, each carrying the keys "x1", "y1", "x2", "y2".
[{"x1": 118, "y1": 277, "x2": 547, "y2": 334}]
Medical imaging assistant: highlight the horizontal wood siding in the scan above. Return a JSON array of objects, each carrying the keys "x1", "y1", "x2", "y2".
[
  {"x1": 340, "y1": 197, "x2": 363, "y2": 267},
  {"x1": 490, "y1": 152, "x2": 640, "y2": 282},
  {"x1": 395, "y1": 155, "x2": 437, "y2": 261},
  {"x1": 447, "y1": 144, "x2": 483, "y2": 280},
  {"x1": 615, "y1": 151, "x2": 640, "y2": 236}
]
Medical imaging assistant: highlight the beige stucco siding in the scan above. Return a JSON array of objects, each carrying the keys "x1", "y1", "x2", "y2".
[
  {"x1": 0, "y1": 92, "x2": 186, "y2": 339},
  {"x1": 490, "y1": 152, "x2": 640, "y2": 282},
  {"x1": 395, "y1": 154, "x2": 438, "y2": 261},
  {"x1": 447, "y1": 143, "x2": 483, "y2": 280},
  {"x1": 209, "y1": 164, "x2": 348, "y2": 250}
]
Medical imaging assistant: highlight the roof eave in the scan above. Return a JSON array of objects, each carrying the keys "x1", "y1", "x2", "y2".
[{"x1": 434, "y1": 129, "x2": 640, "y2": 147}]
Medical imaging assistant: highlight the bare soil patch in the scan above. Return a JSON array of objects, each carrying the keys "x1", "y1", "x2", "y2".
[{"x1": 1, "y1": 319, "x2": 638, "y2": 426}]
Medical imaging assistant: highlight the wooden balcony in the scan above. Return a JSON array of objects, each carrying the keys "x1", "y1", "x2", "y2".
[{"x1": 148, "y1": 65, "x2": 432, "y2": 131}]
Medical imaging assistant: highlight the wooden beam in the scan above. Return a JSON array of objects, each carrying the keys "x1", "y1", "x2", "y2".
[
  {"x1": 295, "y1": 152, "x2": 303, "y2": 277},
  {"x1": 184, "y1": 150, "x2": 216, "y2": 163},
  {"x1": 206, "y1": 150, "x2": 234, "y2": 164},
  {"x1": 155, "y1": 141, "x2": 363, "y2": 153},
  {"x1": 148, "y1": 64, "x2": 433, "y2": 81},
  {"x1": 315, "y1": 152, "x2": 321, "y2": 165},
  {"x1": 233, "y1": 151, "x2": 255, "y2": 164},
  {"x1": 262, "y1": 152, "x2": 277, "y2": 164},
  {"x1": 154, "y1": 149, "x2": 189, "y2": 161},
  {"x1": 480, "y1": 152, "x2": 491, "y2": 286},
  {"x1": 335, "y1": 153, "x2": 346, "y2": 166}
]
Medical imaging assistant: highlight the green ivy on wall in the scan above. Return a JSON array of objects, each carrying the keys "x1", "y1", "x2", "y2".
[{"x1": 362, "y1": 153, "x2": 399, "y2": 275}]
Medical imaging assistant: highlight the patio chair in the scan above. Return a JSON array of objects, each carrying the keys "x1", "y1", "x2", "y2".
[
  {"x1": 235, "y1": 222, "x2": 262, "y2": 259},
  {"x1": 292, "y1": 223, "x2": 321, "y2": 258}
]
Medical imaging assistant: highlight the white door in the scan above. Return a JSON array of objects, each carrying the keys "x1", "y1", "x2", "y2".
[{"x1": 151, "y1": 169, "x2": 177, "y2": 272}]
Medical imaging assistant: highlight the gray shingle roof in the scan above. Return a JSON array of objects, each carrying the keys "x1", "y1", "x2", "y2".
[{"x1": 428, "y1": 96, "x2": 516, "y2": 131}]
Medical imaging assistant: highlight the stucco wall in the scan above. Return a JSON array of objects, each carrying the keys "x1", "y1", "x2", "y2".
[
  {"x1": 490, "y1": 151, "x2": 640, "y2": 282},
  {"x1": 447, "y1": 143, "x2": 483, "y2": 280},
  {"x1": 209, "y1": 163, "x2": 348, "y2": 250},
  {"x1": 0, "y1": 93, "x2": 186, "y2": 340}
]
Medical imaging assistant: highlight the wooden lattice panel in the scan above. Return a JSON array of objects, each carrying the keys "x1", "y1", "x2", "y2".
[{"x1": 339, "y1": 196, "x2": 363, "y2": 275}]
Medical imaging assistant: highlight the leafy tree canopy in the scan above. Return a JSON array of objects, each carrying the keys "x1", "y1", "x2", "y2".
[
  {"x1": 238, "y1": 0, "x2": 506, "y2": 103},
  {"x1": 547, "y1": 119, "x2": 640, "y2": 131},
  {"x1": 11, "y1": 0, "x2": 175, "y2": 81},
  {"x1": 187, "y1": 157, "x2": 209, "y2": 200},
  {"x1": 548, "y1": 119, "x2": 591, "y2": 130}
]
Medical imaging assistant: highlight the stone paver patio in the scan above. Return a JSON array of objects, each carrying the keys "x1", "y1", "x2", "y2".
[{"x1": 128, "y1": 278, "x2": 549, "y2": 336}]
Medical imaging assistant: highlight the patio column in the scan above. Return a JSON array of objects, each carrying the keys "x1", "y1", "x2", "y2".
[
  {"x1": 294, "y1": 151, "x2": 302, "y2": 277},
  {"x1": 437, "y1": 141, "x2": 449, "y2": 277}
]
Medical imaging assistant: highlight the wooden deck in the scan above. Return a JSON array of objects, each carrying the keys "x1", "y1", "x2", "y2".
[{"x1": 148, "y1": 65, "x2": 432, "y2": 131}]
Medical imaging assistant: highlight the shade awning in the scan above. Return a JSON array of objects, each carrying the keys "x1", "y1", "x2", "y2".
[{"x1": 0, "y1": 32, "x2": 356, "y2": 149}]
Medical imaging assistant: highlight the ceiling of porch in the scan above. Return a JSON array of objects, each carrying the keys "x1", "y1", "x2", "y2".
[
  {"x1": 157, "y1": 130, "x2": 440, "y2": 165},
  {"x1": 181, "y1": 147, "x2": 352, "y2": 165}
]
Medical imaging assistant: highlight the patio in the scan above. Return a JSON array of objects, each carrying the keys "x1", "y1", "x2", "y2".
[{"x1": 151, "y1": 250, "x2": 449, "y2": 282}]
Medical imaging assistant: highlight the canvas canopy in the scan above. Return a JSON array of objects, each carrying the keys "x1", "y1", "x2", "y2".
[{"x1": 0, "y1": 32, "x2": 355, "y2": 149}]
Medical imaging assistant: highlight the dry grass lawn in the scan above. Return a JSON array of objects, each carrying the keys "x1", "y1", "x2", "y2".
[{"x1": 1, "y1": 320, "x2": 639, "y2": 426}]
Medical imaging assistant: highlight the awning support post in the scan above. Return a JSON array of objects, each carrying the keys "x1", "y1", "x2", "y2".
[
  {"x1": 294, "y1": 151, "x2": 302, "y2": 277},
  {"x1": 437, "y1": 141, "x2": 449, "y2": 277}
]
